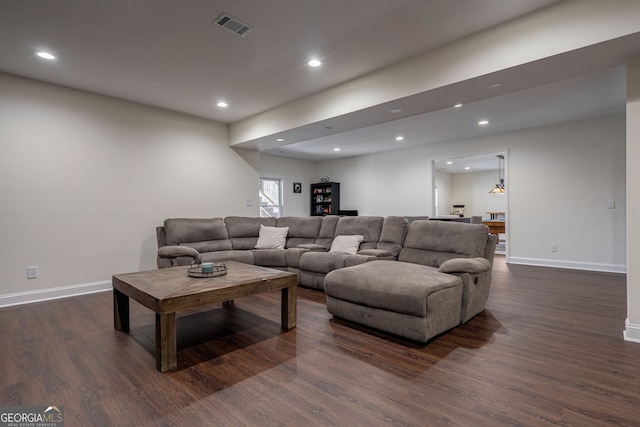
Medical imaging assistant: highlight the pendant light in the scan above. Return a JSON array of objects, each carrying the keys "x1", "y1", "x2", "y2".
[{"x1": 489, "y1": 154, "x2": 505, "y2": 194}]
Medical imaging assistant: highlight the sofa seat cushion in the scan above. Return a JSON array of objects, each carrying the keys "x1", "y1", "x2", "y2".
[
  {"x1": 299, "y1": 252, "x2": 349, "y2": 274},
  {"x1": 324, "y1": 260, "x2": 462, "y2": 317},
  {"x1": 357, "y1": 249, "x2": 394, "y2": 257},
  {"x1": 181, "y1": 240, "x2": 233, "y2": 253},
  {"x1": 344, "y1": 254, "x2": 380, "y2": 267},
  {"x1": 199, "y1": 250, "x2": 255, "y2": 265},
  {"x1": 284, "y1": 248, "x2": 308, "y2": 269},
  {"x1": 297, "y1": 243, "x2": 327, "y2": 251},
  {"x1": 252, "y1": 249, "x2": 287, "y2": 267}
]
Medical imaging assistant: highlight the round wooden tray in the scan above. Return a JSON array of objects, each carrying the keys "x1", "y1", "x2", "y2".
[{"x1": 187, "y1": 263, "x2": 227, "y2": 278}]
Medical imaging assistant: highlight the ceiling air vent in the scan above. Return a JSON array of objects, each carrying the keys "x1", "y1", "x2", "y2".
[{"x1": 214, "y1": 13, "x2": 253, "y2": 37}]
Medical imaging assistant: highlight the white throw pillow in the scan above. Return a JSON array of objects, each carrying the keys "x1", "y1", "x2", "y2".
[
  {"x1": 329, "y1": 235, "x2": 365, "y2": 254},
  {"x1": 255, "y1": 225, "x2": 289, "y2": 250}
]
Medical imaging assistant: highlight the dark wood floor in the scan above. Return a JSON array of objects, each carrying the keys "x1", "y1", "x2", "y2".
[{"x1": 2, "y1": 256, "x2": 639, "y2": 426}]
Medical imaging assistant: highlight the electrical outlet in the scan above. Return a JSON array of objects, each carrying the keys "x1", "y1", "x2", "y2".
[
  {"x1": 550, "y1": 244, "x2": 558, "y2": 253},
  {"x1": 607, "y1": 200, "x2": 615, "y2": 209},
  {"x1": 27, "y1": 266, "x2": 38, "y2": 279}
]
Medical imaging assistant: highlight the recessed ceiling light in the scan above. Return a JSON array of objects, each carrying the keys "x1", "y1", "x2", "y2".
[
  {"x1": 395, "y1": 136, "x2": 404, "y2": 141},
  {"x1": 216, "y1": 101, "x2": 228, "y2": 108},
  {"x1": 454, "y1": 103, "x2": 462, "y2": 108},
  {"x1": 478, "y1": 120, "x2": 489, "y2": 125},
  {"x1": 465, "y1": 166, "x2": 471, "y2": 170},
  {"x1": 446, "y1": 161, "x2": 453, "y2": 165},
  {"x1": 308, "y1": 59, "x2": 322, "y2": 67},
  {"x1": 35, "y1": 51, "x2": 55, "y2": 60},
  {"x1": 276, "y1": 138, "x2": 284, "y2": 142},
  {"x1": 488, "y1": 83, "x2": 502, "y2": 89},
  {"x1": 333, "y1": 148, "x2": 340, "y2": 151},
  {"x1": 390, "y1": 108, "x2": 402, "y2": 114}
]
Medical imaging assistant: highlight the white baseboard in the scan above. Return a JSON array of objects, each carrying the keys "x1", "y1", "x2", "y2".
[
  {"x1": 507, "y1": 256, "x2": 627, "y2": 274},
  {"x1": 0, "y1": 280, "x2": 111, "y2": 308},
  {"x1": 624, "y1": 319, "x2": 640, "y2": 343}
]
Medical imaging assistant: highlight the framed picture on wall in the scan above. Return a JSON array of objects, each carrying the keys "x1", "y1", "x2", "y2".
[{"x1": 293, "y1": 182, "x2": 302, "y2": 193}]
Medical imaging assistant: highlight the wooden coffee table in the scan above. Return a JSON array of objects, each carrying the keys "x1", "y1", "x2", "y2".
[{"x1": 112, "y1": 261, "x2": 297, "y2": 372}]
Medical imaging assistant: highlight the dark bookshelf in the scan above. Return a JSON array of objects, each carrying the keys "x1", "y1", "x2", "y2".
[{"x1": 310, "y1": 182, "x2": 340, "y2": 216}]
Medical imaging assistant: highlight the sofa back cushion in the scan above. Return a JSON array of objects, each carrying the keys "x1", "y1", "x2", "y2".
[
  {"x1": 405, "y1": 216, "x2": 430, "y2": 224},
  {"x1": 315, "y1": 215, "x2": 340, "y2": 248},
  {"x1": 225, "y1": 216, "x2": 277, "y2": 250},
  {"x1": 334, "y1": 216, "x2": 384, "y2": 251},
  {"x1": 164, "y1": 218, "x2": 232, "y2": 252},
  {"x1": 398, "y1": 220, "x2": 489, "y2": 267},
  {"x1": 276, "y1": 216, "x2": 323, "y2": 248},
  {"x1": 376, "y1": 216, "x2": 408, "y2": 257}
]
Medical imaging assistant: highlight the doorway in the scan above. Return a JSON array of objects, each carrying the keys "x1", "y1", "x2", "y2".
[{"x1": 432, "y1": 152, "x2": 507, "y2": 254}]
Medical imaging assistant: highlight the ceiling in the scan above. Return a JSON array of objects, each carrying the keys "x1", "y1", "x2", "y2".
[
  {"x1": 435, "y1": 153, "x2": 505, "y2": 175},
  {"x1": 0, "y1": 0, "x2": 629, "y2": 161},
  {"x1": 267, "y1": 66, "x2": 626, "y2": 161}
]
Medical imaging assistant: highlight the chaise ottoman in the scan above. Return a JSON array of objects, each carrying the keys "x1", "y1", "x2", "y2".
[{"x1": 324, "y1": 260, "x2": 463, "y2": 342}]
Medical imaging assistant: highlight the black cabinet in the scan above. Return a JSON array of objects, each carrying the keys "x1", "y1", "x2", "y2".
[{"x1": 310, "y1": 182, "x2": 340, "y2": 216}]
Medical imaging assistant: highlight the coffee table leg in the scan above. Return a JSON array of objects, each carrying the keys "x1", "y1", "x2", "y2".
[
  {"x1": 113, "y1": 289, "x2": 130, "y2": 332},
  {"x1": 156, "y1": 312, "x2": 177, "y2": 372},
  {"x1": 281, "y1": 285, "x2": 297, "y2": 329}
]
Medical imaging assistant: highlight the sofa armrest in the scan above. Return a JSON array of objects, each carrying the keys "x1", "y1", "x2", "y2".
[
  {"x1": 156, "y1": 226, "x2": 167, "y2": 248},
  {"x1": 438, "y1": 257, "x2": 491, "y2": 274},
  {"x1": 157, "y1": 245, "x2": 201, "y2": 263}
]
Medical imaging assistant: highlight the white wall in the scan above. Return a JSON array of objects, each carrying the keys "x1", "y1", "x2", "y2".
[
  {"x1": 508, "y1": 118, "x2": 626, "y2": 271},
  {"x1": 318, "y1": 148, "x2": 431, "y2": 216},
  {"x1": 319, "y1": 114, "x2": 626, "y2": 272},
  {"x1": 0, "y1": 73, "x2": 627, "y2": 306},
  {"x1": 434, "y1": 171, "x2": 452, "y2": 217},
  {"x1": 258, "y1": 154, "x2": 317, "y2": 217},
  {"x1": 625, "y1": 57, "x2": 640, "y2": 341},
  {"x1": 0, "y1": 73, "x2": 259, "y2": 298}
]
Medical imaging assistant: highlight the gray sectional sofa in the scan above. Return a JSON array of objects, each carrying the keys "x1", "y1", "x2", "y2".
[
  {"x1": 156, "y1": 215, "x2": 497, "y2": 342},
  {"x1": 325, "y1": 220, "x2": 497, "y2": 342}
]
